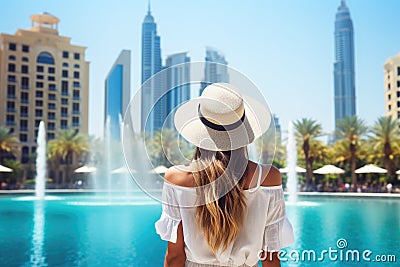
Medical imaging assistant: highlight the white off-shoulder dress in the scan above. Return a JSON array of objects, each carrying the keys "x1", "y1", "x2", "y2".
[{"x1": 155, "y1": 164, "x2": 295, "y2": 267}]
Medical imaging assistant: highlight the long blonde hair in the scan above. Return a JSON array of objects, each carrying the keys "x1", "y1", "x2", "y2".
[{"x1": 192, "y1": 147, "x2": 248, "y2": 254}]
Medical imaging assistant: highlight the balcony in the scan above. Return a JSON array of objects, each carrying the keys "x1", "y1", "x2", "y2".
[
  {"x1": 20, "y1": 127, "x2": 28, "y2": 132},
  {"x1": 61, "y1": 125, "x2": 68, "y2": 130},
  {"x1": 48, "y1": 126, "x2": 55, "y2": 131},
  {"x1": 73, "y1": 82, "x2": 81, "y2": 88},
  {"x1": 48, "y1": 106, "x2": 56, "y2": 110},
  {"x1": 6, "y1": 108, "x2": 16, "y2": 113},
  {"x1": 6, "y1": 121, "x2": 16, "y2": 126},
  {"x1": 61, "y1": 92, "x2": 69, "y2": 96},
  {"x1": 20, "y1": 113, "x2": 29, "y2": 118},
  {"x1": 73, "y1": 96, "x2": 81, "y2": 101},
  {"x1": 48, "y1": 115, "x2": 56, "y2": 120},
  {"x1": 61, "y1": 113, "x2": 69, "y2": 118},
  {"x1": 21, "y1": 99, "x2": 29, "y2": 104},
  {"x1": 21, "y1": 85, "x2": 29, "y2": 90},
  {"x1": 72, "y1": 123, "x2": 80, "y2": 127},
  {"x1": 7, "y1": 94, "x2": 17, "y2": 99},
  {"x1": 7, "y1": 77, "x2": 17, "y2": 83},
  {"x1": 72, "y1": 110, "x2": 80, "y2": 115},
  {"x1": 49, "y1": 87, "x2": 57, "y2": 92}
]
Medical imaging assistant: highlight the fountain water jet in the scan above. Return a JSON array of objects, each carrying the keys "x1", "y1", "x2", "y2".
[
  {"x1": 35, "y1": 121, "x2": 46, "y2": 199},
  {"x1": 286, "y1": 121, "x2": 298, "y2": 203}
]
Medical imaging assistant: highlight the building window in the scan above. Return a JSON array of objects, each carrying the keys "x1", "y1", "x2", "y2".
[
  {"x1": 48, "y1": 112, "x2": 56, "y2": 120},
  {"x1": 72, "y1": 117, "x2": 80, "y2": 127},
  {"x1": 48, "y1": 133, "x2": 55, "y2": 140},
  {"x1": 7, "y1": 85, "x2": 16, "y2": 98},
  {"x1": 62, "y1": 70, "x2": 68, "y2": 78},
  {"x1": 388, "y1": 94, "x2": 391, "y2": 101},
  {"x1": 20, "y1": 120, "x2": 28, "y2": 131},
  {"x1": 48, "y1": 122, "x2": 55, "y2": 131},
  {"x1": 397, "y1": 91, "x2": 400, "y2": 98},
  {"x1": 8, "y1": 55, "x2": 16, "y2": 61},
  {"x1": 8, "y1": 63, "x2": 16, "y2": 72},
  {"x1": 22, "y1": 146, "x2": 29, "y2": 163},
  {"x1": 36, "y1": 91, "x2": 43, "y2": 98},
  {"x1": 36, "y1": 75, "x2": 44, "y2": 80},
  {"x1": 397, "y1": 81, "x2": 400, "y2": 88},
  {"x1": 62, "y1": 81, "x2": 68, "y2": 95},
  {"x1": 61, "y1": 120, "x2": 68, "y2": 129},
  {"x1": 21, "y1": 77, "x2": 29, "y2": 89},
  {"x1": 21, "y1": 92, "x2": 29, "y2": 103},
  {"x1": 61, "y1": 107, "x2": 68, "y2": 117},
  {"x1": 62, "y1": 51, "x2": 69, "y2": 59},
  {"x1": 8, "y1": 75, "x2": 17, "y2": 82},
  {"x1": 36, "y1": 82, "x2": 44, "y2": 88},
  {"x1": 9, "y1": 43, "x2": 16, "y2": 51},
  {"x1": 388, "y1": 104, "x2": 391, "y2": 111},
  {"x1": 48, "y1": 67, "x2": 55, "y2": 74},
  {"x1": 35, "y1": 120, "x2": 41, "y2": 127},
  {"x1": 48, "y1": 76, "x2": 55, "y2": 81},
  {"x1": 20, "y1": 106, "x2": 28, "y2": 117},
  {"x1": 49, "y1": 84, "x2": 57, "y2": 91},
  {"x1": 73, "y1": 71, "x2": 80, "y2": 79},
  {"x1": 398, "y1": 112, "x2": 400, "y2": 119},
  {"x1": 48, "y1": 94, "x2": 56, "y2": 100},
  {"x1": 35, "y1": 109, "x2": 43, "y2": 117},
  {"x1": 74, "y1": 64, "x2": 80, "y2": 68},
  {"x1": 7, "y1": 101, "x2": 15, "y2": 112},
  {"x1": 61, "y1": 98, "x2": 69, "y2": 105},
  {"x1": 73, "y1": 81, "x2": 81, "y2": 88},
  {"x1": 37, "y1": 52, "x2": 55, "y2": 64},
  {"x1": 6, "y1": 115, "x2": 15, "y2": 126},
  {"x1": 74, "y1": 53, "x2": 80, "y2": 60},
  {"x1": 35, "y1": 100, "x2": 43, "y2": 107},
  {"x1": 22, "y1": 57, "x2": 29, "y2": 62},
  {"x1": 398, "y1": 102, "x2": 400, "y2": 108},
  {"x1": 73, "y1": 90, "x2": 80, "y2": 100},
  {"x1": 20, "y1": 134, "x2": 28, "y2": 142},
  {"x1": 73, "y1": 103, "x2": 80, "y2": 114},
  {"x1": 21, "y1": 65, "x2": 29, "y2": 74},
  {"x1": 62, "y1": 62, "x2": 69, "y2": 67},
  {"x1": 398, "y1": 67, "x2": 400, "y2": 76},
  {"x1": 37, "y1": 66, "x2": 44, "y2": 72},
  {"x1": 22, "y1": 45, "x2": 29, "y2": 53},
  {"x1": 48, "y1": 103, "x2": 56, "y2": 110}
]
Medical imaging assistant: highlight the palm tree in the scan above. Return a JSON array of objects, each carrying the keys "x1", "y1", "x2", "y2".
[
  {"x1": 293, "y1": 118, "x2": 323, "y2": 187},
  {"x1": 47, "y1": 130, "x2": 89, "y2": 185},
  {"x1": 335, "y1": 116, "x2": 368, "y2": 187},
  {"x1": 0, "y1": 126, "x2": 19, "y2": 163},
  {"x1": 369, "y1": 116, "x2": 400, "y2": 178}
]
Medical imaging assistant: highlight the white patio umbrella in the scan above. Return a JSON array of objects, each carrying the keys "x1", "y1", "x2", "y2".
[
  {"x1": 74, "y1": 165, "x2": 97, "y2": 173},
  {"x1": 396, "y1": 170, "x2": 400, "y2": 175},
  {"x1": 313, "y1": 165, "x2": 345, "y2": 175},
  {"x1": 279, "y1": 166, "x2": 306, "y2": 173},
  {"x1": 111, "y1": 166, "x2": 137, "y2": 174},
  {"x1": 355, "y1": 164, "x2": 387, "y2": 174},
  {"x1": 0, "y1": 164, "x2": 12, "y2": 172},
  {"x1": 150, "y1": 165, "x2": 168, "y2": 174}
]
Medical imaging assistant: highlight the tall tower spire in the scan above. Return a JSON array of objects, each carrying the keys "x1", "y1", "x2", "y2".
[
  {"x1": 148, "y1": 0, "x2": 151, "y2": 14},
  {"x1": 333, "y1": 0, "x2": 356, "y2": 129}
]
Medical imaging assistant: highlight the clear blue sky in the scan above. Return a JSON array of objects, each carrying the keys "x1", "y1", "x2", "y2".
[{"x1": 2, "y1": 0, "x2": 400, "y2": 139}]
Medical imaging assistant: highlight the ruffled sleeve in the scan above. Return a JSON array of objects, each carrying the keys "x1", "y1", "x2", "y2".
[
  {"x1": 262, "y1": 187, "x2": 295, "y2": 251},
  {"x1": 155, "y1": 183, "x2": 182, "y2": 243}
]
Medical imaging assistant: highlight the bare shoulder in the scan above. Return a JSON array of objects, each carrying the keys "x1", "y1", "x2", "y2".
[
  {"x1": 260, "y1": 164, "x2": 282, "y2": 187},
  {"x1": 164, "y1": 165, "x2": 195, "y2": 187}
]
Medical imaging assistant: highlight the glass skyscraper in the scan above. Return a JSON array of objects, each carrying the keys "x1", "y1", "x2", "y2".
[
  {"x1": 164, "y1": 52, "x2": 191, "y2": 129},
  {"x1": 334, "y1": 0, "x2": 356, "y2": 127},
  {"x1": 141, "y1": 5, "x2": 163, "y2": 134},
  {"x1": 200, "y1": 47, "x2": 229, "y2": 95},
  {"x1": 104, "y1": 50, "x2": 131, "y2": 140}
]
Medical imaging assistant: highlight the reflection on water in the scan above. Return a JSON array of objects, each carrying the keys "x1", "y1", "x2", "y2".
[{"x1": 30, "y1": 200, "x2": 47, "y2": 267}]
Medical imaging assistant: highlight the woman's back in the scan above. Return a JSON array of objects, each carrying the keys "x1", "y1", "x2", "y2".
[{"x1": 155, "y1": 162, "x2": 294, "y2": 266}]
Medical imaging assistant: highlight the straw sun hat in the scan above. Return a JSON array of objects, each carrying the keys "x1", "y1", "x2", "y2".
[{"x1": 174, "y1": 83, "x2": 271, "y2": 151}]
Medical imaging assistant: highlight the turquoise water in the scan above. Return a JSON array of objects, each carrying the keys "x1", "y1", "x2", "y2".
[{"x1": 0, "y1": 193, "x2": 399, "y2": 266}]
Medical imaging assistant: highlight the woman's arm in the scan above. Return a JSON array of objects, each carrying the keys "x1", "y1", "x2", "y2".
[
  {"x1": 164, "y1": 222, "x2": 186, "y2": 267},
  {"x1": 261, "y1": 251, "x2": 280, "y2": 267}
]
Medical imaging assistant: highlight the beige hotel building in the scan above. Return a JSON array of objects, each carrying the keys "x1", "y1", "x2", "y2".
[
  {"x1": 0, "y1": 13, "x2": 89, "y2": 183},
  {"x1": 384, "y1": 53, "x2": 400, "y2": 121}
]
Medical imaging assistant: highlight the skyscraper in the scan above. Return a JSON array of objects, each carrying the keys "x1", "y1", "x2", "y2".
[
  {"x1": 0, "y1": 13, "x2": 89, "y2": 182},
  {"x1": 141, "y1": 4, "x2": 163, "y2": 134},
  {"x1": 334, "y1": 0, "x2": 356, "y2": 128},
  {"x1": 383, "y1": 53, "x2": 400, "y2": 121},
  {"x1": 200, "y1": 47, "x2": 229, "y2": 95},
  {"x1": 164, "y1": 52, "x2": 191, "y2": 128},
  {"x1": 104, "y1": 50, "x2": 131, "y2": 140}
]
